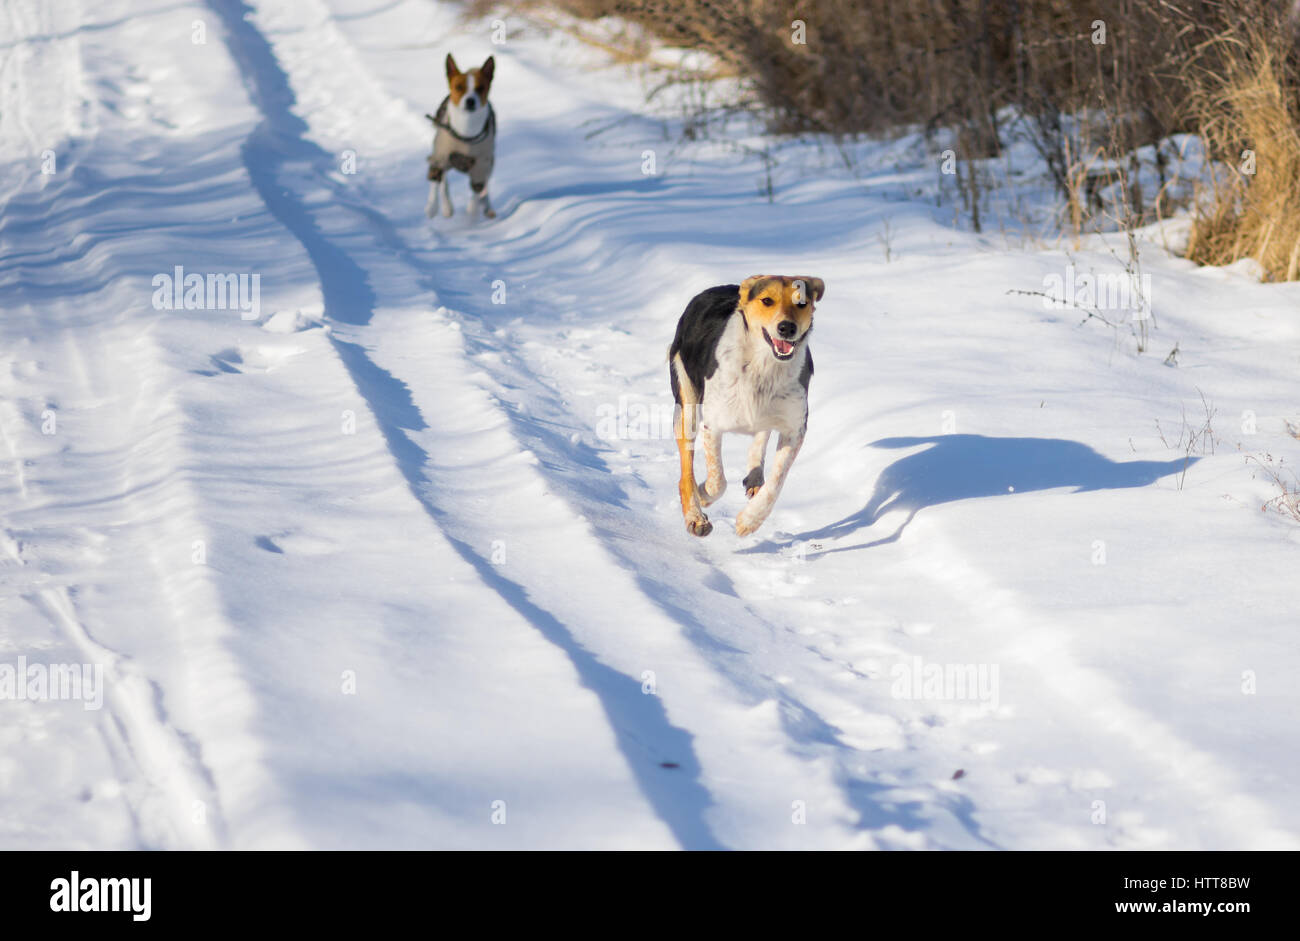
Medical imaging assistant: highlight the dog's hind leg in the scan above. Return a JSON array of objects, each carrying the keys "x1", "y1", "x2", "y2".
[
  {"x1": 672, "y1": 355, "x2": 711, "y2": 536},
  {"x1": 742, "y1": 430, "x2": 770, "y2": 498},
  {"x1": 736, "y1": 428, "x2": 803, "y2": 536},
  {"x1": 697, "y1": 423, "x2": 726, "y2": 507}
]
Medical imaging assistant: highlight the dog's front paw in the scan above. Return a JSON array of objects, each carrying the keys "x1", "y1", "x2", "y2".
[
  {"x1": 483, "y1": 207, "x2": 497, "y2": 219},
  {"x1": 440, "y1": 202, "x2": 454, "y2": 218},
  {"x1": 425, "y1": 202, "x2": 438, "y2": 219},
  {"x1": 685, "y1": 513, "x2": 713, "y2": 537},
  {"x1": 734, "y1": 508, "x2": 767, "y2": 537}
]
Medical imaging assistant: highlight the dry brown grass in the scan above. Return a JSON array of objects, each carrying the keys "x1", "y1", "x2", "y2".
[{"x1": 1185, "y1": 26, "x2": 1300, "y2": 280}]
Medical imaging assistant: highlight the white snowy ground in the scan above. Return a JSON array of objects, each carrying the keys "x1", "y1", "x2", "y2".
[{"x1": 2, "y1": 0, "x2": 1298, "y2": 850}]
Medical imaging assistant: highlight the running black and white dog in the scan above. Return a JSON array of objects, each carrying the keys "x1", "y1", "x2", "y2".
[{"x1": 668, "y1": 275, "x2": 825, "y2": 537}]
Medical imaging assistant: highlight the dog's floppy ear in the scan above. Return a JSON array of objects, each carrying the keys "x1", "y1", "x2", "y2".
[
  {"x1": 739, "y1": 275, "x2": 776, "y2": 302},
  {"x1": 794, "y1": 277, "x2": 825, "y2": 302},
  {"x1": 446, "y1": 53, "x2": 460, "y2": 80},
  {"x1": 480, "y1": 55, "x2": 495, "y2": 86}
]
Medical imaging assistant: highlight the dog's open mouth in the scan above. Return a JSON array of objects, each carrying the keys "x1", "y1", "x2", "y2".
[{"x1": 762, "y1": 328, "x2": 797, "y2": 360}]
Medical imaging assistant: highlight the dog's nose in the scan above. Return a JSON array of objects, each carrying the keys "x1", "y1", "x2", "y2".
[
  {"x1": 776, "y1": 320, "x2": 797, "y2": 339},
  {"x1": 464, "y1": 97, "x2": 477, "y2": 111}
]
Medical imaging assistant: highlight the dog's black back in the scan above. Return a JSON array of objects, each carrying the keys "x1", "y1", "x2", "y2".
[{"x1": 669, "y1": 285, "x2": 738, "y2": 404}]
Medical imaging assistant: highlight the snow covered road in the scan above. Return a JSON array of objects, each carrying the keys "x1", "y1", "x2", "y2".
[{"x1": 2, "y1": 0, "x2": 1298, "y2": 849}]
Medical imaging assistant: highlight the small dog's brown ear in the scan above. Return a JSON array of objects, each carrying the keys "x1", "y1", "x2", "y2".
[
  {"x1": 740, "y1": 275, "x2": 775, "y2": 302},
  {"x1": 446, "y1": 53, "x2": 460, "y2": 80},
  {"x1": 480, "y1": 56, "x2": 495, "y2": 85},
  {"x1": 794, "y1": 277, "x2": 825, "y2": 301}
]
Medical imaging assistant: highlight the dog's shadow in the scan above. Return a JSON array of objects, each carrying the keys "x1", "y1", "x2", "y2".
[{"x1": 753, "y1": 434, "x2": 1194, "y2": 555}]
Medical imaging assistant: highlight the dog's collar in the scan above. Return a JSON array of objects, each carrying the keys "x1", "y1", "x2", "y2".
[{"x1": 425, "y1": 96, "x2": 495, "y2": 144}]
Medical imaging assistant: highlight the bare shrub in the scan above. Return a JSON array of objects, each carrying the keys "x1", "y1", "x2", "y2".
[
  {"x1": 1247, "y1": 452, "x2": 1300, "y2": 521},
  {"x1": 488, "y1": 0, "x2": 1300, "y2": 276}
]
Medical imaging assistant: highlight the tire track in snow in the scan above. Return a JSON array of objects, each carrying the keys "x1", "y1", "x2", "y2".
[
  {"x1": 0, "y1": 323, "x2": 240, "y2": 849},
  {"x1": 212, "y1": 0, "x2": 1015, "y2": 849},
  {"x1": 0, "y1": 0, "x2": 283, "y2": 843},
  {"x1": 328, "y1": 325, "x2": 728, "y2": 849},
  {"x1": 205, "y1": 0, "x2": 739, "y2": 849},
  {"x1": 23, "y1": 586, "x2": 224, "y2": 850},
  {"x1": 903, "y1": 527, "x2": 1300, "y2": 849}
]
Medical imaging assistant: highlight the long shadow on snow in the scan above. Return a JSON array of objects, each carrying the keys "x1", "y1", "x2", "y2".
[
  {"x1": 207, "y1": 0, "x2": 376, "y2": 326},
  {"x1": 766, "y1": 434, "x2": 1194, "y2": 554},
  {"x1": 333, "y1": 338, "x2": 724, "y2": 849},
  {"x1": 207, "y1": 0, "x2": 723, "y2": 850}
]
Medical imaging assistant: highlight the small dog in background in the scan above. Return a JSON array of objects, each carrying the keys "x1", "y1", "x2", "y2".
[
  {"x1": 425, "y1": 54, "x2": 496, "y2": 219},
  {"x1": 668, "y1": 275, "x2": 826, "y2": 537}
]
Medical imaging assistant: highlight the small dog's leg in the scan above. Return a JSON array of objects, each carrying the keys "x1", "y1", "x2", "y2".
[
  {"x1": 736, "y1": 428, "x2": 803, "y2": 536},
  {"x1": 424, "y1": 178, "x2": 441, "y2": 219},
  {"x1": 743, "y1": 430, "x2": 770, "y2": 498},
  {"x1": 438, "y1": 175, "x2": 454, "y2": 217},
  {"x1": 425, "y1": 163, "x2": 444, "y2": 219},
  {"x1": 470, "y1": 180, "x2": 496, "y2": 219},
  {"x1": 696, "y1": 423, "x2": 726, "y2": 506}
]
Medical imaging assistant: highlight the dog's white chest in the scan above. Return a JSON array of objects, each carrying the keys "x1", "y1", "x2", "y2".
[
  {"x1": 702, "y1": 318, "x2": 808, "y2": 435},
  {"x1": 448, "y1": 103, "x2": 489, "y2": 139}
]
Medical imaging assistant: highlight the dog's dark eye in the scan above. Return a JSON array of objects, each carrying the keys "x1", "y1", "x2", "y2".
[{"x1": 761, "y1": 297, "x2": 774, "y2": 307}]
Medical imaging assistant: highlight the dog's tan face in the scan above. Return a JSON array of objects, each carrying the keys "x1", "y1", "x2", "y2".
[
  {"x1": 446, "y1": 54, "x2": 494, "y2": 110},
  {"x1": 738, "y1": 275, "x2": 825, "y2": 360}
]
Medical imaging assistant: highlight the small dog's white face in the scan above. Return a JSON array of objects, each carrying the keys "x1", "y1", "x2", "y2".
[
  {"x1": 445, "y1": 53, "x2": 494, "y2": 135},
  {"x1": 738, "y1": 275, "x2": 825, "y2": 361}
]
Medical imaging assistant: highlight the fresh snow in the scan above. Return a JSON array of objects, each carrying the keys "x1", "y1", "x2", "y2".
[{"x1": 2, "y1": 0, "x2": 1299, "y2": 850}]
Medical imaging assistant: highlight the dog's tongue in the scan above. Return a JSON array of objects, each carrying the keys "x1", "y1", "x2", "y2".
[{"x1": 772, "y1": 337, "x2": 794, "y2": 355}]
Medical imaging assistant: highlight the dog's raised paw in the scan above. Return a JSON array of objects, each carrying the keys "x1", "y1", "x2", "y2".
[
  {"x1": 686, "y1": 516, "x2": 713, "y2": 537},
  {"x1": 735, "y1": 512, "x2": 764, "y2": 536}
]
